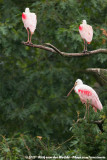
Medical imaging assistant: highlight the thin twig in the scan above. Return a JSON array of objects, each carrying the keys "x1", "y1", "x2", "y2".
[
  {"x1": 55, "y1": 136, "x2": 74, "y2": 150},
  {"x1": 20, "y1": 134, "x2": 32, "y2": 160}
]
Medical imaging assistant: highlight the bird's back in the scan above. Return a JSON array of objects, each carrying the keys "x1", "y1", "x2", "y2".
[
  {"x1": 79, "y1": 24, "x2": 93, "y2": 43},
  {"x1": 75, "y1": 84, "x2": 103, "y2": 111},
  {"x1": 22, "y1": 12, "x2": 37, "y2": 33}
]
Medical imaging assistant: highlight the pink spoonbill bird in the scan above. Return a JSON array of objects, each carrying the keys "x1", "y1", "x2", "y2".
[
  {"x1": 22, "y1": 8, "x2": 37, "y2": 44},
  {"x1": 67, "y1": 79, "x2": 103, "y2": 118},
  {"x1": 79, "y1": 20, "x2": 93, "y2": 53}
]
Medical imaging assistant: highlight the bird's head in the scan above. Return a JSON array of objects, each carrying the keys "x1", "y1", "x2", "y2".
[
  {"x1": 82, "y1": 20, "x2": 87, "y2": 24},
  {"x1": 75, "y1": 79, "x2": 83, "y2": 86},
  {"x1": 25, "y1": 8, "x2": 30, "y2": 13},
  {"x1": 67, "y1": 79, "x2": 83, "y2": 97}
]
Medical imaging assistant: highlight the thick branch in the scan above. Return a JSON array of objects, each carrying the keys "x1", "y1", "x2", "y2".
[
  {"x1": 22, "y1": 42, "x2": 107, "y2": 57},
  {"x1": 90, "y1": 119, "x2": 105, "y2": 133},
  {"x1": 86, "y1": 68, "x2": 107, "y2": 85},
  {"x1": 76, "y1": 118, "x2": 105, "y2": 133}
]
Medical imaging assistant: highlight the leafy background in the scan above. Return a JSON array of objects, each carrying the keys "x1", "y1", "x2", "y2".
[{"x1": 0, "y1": 0, "x2": 107, "y2": 159}]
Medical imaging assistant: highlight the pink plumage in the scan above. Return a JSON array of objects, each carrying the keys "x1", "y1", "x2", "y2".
[
  {"x1": 74, "y1": 79, "x2": 103, "y2": 112},
  {"x1": 79, "y1": 20, "x2": 93, "y2": 52},
  {"x1": 22, "y1": 8, "x2": 37, "y2": 43}
]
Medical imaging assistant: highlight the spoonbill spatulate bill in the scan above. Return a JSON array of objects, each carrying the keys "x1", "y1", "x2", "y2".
[
  {"x1": 67, "y1": 79, "x2": 103, "y2": 119},
  {"x1": 79, "y1": 20, "x2": 93, "y2": 53},
  {"x1": 22, "y1": 8, "x2": 37, "y2": 44}
]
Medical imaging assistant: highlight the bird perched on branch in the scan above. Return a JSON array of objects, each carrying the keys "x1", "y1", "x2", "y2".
[
  {"x1": 67, "y1": 79, "x2": 103, "y2": 119},
  {"x1": 22, "y1": 8, "x2": 37, "y2": 44},
  {"x1": 79, "y1": 20, "x2": 93, "y2": 53}
]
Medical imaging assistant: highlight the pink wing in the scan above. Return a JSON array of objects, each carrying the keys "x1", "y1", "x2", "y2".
[
  {"x1": 22, "y1": 12, "x2": 37, "y2": 33},
  {"x1": 22, "y1": 12, "x2": 29, "y2": 29},
  {"x1": 79, "y1": 24, "x2": 93, "y2": 43},
  {"x1": 77, "y1": 85, "x2": 103, "y2": 112},
  {"x1": 29, "y1": 13, "x2": 37, "y2": 33}
]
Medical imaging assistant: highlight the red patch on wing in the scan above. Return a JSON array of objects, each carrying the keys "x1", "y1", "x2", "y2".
[
  {"x1": 87, "y1": 42, "x2": 91, "y2": 44},
  {"x1": 78, "y1": 89, "x2": 92, "y2": 96},
  {"x1": 79, "y1": 26, "x2": 83, "y2": 30},
  {"x1": 22, "y1": 13, "x2": 26, "y2": 19}
]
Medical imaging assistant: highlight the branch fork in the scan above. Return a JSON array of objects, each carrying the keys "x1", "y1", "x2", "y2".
[{"x1": 22, "y1": 41, "x2": 107, "y2": 57}]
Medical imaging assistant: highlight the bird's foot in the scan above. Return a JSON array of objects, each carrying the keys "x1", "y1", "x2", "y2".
[
  {"x1": 24, "y1": 41, "x2": 30, "y2": 44},
  {"x1": 29, "y1": 42, "x2": 33, "y2": 45},
  {"x1": 82, "y1": 50, "x2": 87, "y2": 54}
]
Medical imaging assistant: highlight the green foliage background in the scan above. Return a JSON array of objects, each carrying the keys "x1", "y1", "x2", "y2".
[{"x1": 0, "y1": 0, "x2": 107, "y2": 159}]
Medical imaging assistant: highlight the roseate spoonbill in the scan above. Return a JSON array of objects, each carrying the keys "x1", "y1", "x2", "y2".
[
  {"x1": 67, "y1": 79, "x2": 103, "y2": 118},
  {"x1": 79, "y1": 20, "x2": 93, "y2": 53},
  {"x1": 22, "y1": 8, "x2": 37, "y2": 44}
]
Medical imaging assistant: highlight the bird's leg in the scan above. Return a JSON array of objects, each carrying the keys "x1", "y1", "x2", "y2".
[
  {"x1": 83, "y1": 40, "x2": 87, "y2": 53},
  {"x1": 85, "y1": 41, "x2": 87, "y2": 52},
  {"x1": 88, "y1": 104, "x2": 90, "y2": 119},
  {"x1": 25, "y1": 28, "x2": 30, "y2": 44},
  {"x1": 83, "y1": 39, "x2": 85, "y2": 53},
  {"x1": 29, "y1": 32, "x2": 33, "y2": 44},
  {"x1": 84, "y1": 103, "x2": 87, "y2": 119},
  {"x1": 83, "y1": 39, "x2": 86, "y2": 53}
]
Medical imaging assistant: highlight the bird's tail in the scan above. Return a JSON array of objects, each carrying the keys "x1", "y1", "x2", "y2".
[
  {"x1": 97, "y1": 100, "x2": 103, "y2": 111},
  {"x1": 92, "y1": 106, "x2": 97, "y2": 112},
  {"x1": 93, "y1": 99, "x2": 103, "y2": 112}
]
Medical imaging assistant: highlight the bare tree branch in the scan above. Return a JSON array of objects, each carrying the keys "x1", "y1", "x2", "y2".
[
  {"x1": 22, "y1": 42, "x2": 107, "y2": 57},
  {"x1": 76, "y1": 118, "x2": 105, "y2": 133},
  {"x1": 90, "y1": 119, "x2": 105, "y2": 133},
  {"x1": 86, "y1": 68, "x2": 107, "y2": 85}
]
